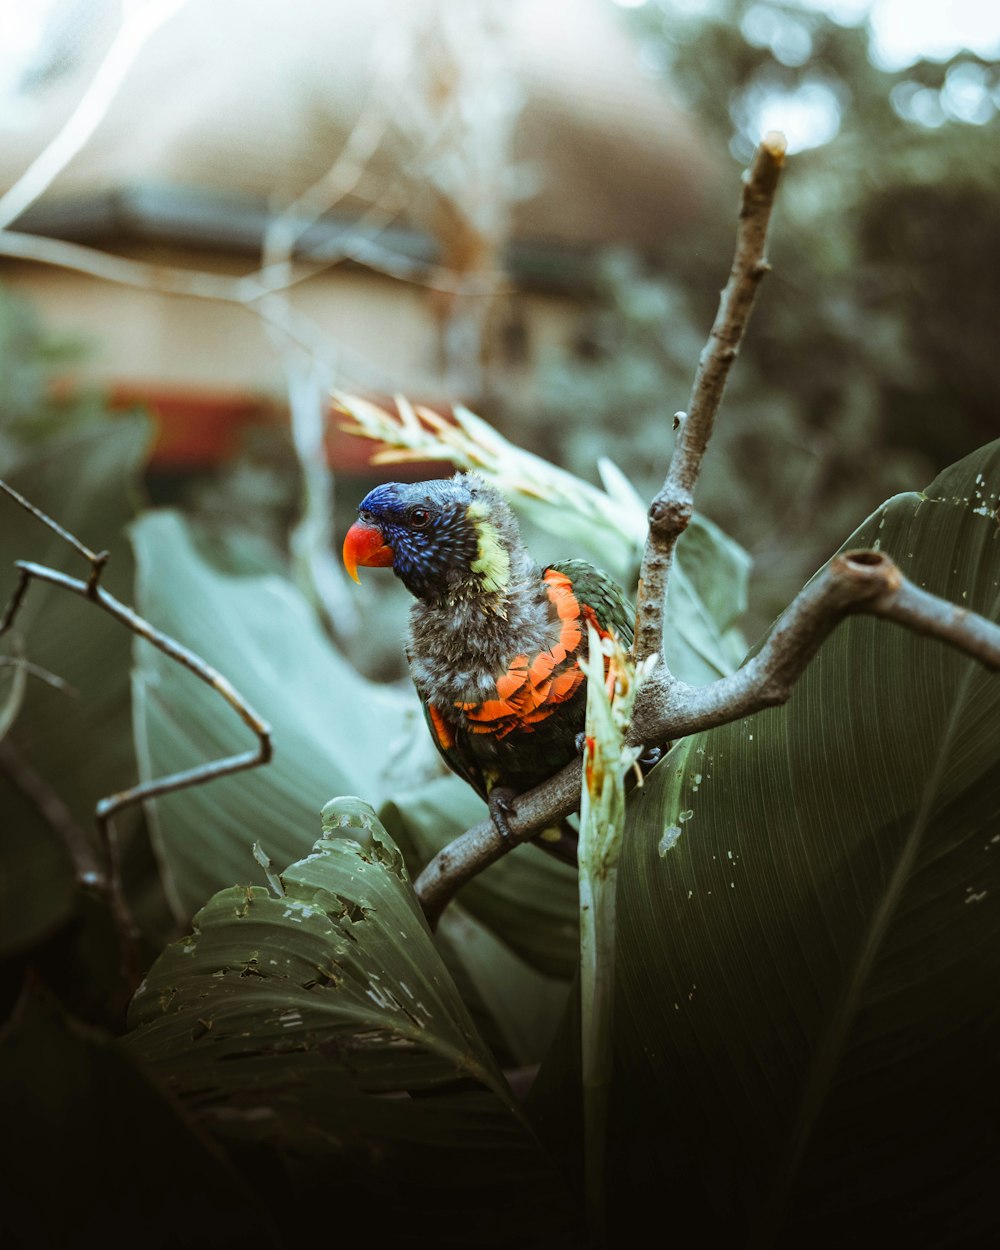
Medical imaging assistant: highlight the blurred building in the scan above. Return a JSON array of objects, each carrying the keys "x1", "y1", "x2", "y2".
[{"x1": 0, "y1": 0, "x2": 720, "y2": 471}]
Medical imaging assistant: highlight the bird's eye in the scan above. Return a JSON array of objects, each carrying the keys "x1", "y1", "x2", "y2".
[{"x1": 409, "y1": 507, "x2": 431, "y2": 528}]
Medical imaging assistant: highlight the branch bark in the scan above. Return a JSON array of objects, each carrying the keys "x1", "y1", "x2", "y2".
[
  {"x1": 632, "y1": 131, "x2": 786, "y2": 665},
  {"x1": 414, "y1": 551, "x2": 1000, "y2": 927}
]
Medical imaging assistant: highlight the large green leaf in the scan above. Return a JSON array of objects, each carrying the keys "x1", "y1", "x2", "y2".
[
  {"x1": 434, "y1": 903, "x2": 571, "y2": 1068},
  {"x1": 130, "y1": 510, "x2": 424, "y2": 921},
  {"x1": 0, "y1": 417, "x2": 150, "y2": 955},
  {"x1": 606, "y1": 439, "x2": 1000, "y2": 1241},
  {"x1": 668, "y1": 512, "x2": 750, "y2": 680},
  {"x1": 381, "y1": 780, "x2": 575, "y2": 1064},
  {"x1": 0, "y1": 976, "x2": 278, "y2": 1248},
  {"x1": 124, "y1": 799, "x2": 577, "y2": 1242},
  {"x1": 381, "y1": 774, "x2": 580, "y2": 978}
]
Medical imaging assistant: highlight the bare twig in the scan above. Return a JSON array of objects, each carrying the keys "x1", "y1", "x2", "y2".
[
  {"x1": 413, "y1": 548, "x2": 1000, "y2": 925},
  {"x1": 0, "y1": 480, "x2": 272, "y2": 989},
  {"x1": 632, "y1": 132, "x2": 787, "y2": 665},
  {"x1": 0, "y1": 227, "x2": 272, "y2": 301},
  {"x1": 1, "y1": 559, "x2": 274, "y2": 831},
  {"x1": 414, "y1": 765, "x2": 584, "y2": 927},
  {"x1": 0, "y1": 477, "x2": 108, "y2": 567},
  {"x1": 0, "y1": 644, "x2": 77, "y2": 697},
  {"x1": 633, "y1": 550, "x2": 1000, "y2": 740}
]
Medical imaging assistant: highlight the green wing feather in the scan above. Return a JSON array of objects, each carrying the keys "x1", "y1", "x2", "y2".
[{"x1": 547, "y1": 558, "x2": 634, "y2": 649}]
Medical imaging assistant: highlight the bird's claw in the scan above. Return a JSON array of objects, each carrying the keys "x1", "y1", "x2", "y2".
[
  {"x1": 488, "y1": 786, "x2": 518, "y2": 840},
  {"x1": 638, "y1": 744, "x2": 665, "y2": 772}
]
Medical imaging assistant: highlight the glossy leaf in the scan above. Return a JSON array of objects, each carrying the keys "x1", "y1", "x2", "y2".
[
  {"x1": 124, "y1": 799, "x2": 576, "y2": 1238},
  {"x1": 668, "y1": 512, "x2": 751, "y2": 679},
  {"x1": 608, "y1": 439, "x2": 1000, "y2": 1240}
]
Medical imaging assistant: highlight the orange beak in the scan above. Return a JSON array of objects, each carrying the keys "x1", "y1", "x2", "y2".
[{"x1": 342, "y1": 520, "x2": 394, "y2": 584}]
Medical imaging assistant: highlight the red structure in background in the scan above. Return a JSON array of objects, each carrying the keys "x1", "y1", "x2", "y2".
[{"x1": 108, "y1": 385, "x2": 444, "y2": 478}]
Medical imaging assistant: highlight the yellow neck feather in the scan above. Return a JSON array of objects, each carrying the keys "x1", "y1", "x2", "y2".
[{"x1": 466, "y1": 504, "x2": 511, "y2": 597}]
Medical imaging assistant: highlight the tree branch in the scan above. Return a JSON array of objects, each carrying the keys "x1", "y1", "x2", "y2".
[
  {"x1": 0, "y1": 227, "x2": 465, "y2": 390},
  {"x1": 0, "y1": 480, "x2": 272, "y2": 990},
  {"x1": 0, "y1": 559, "x2": 274, "y2": 833},
  {"x1": 414, "y1": 548, "x2": 1000, "y2": 926},
  {"x1": 632, "y1": 131, "x2": 786, "y2": 665}
]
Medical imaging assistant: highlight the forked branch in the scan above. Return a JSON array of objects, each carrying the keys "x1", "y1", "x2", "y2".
[{"x1": 414, "y1": 548, "x2": 1000, "y2": 926}]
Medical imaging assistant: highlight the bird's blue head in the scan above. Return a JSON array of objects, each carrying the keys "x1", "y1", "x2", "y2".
[{"x1": 342, "y1": 473, "x2": 517, "y2": 602}]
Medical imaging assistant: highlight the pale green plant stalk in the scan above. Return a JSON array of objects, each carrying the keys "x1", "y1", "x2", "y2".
[{"x1": 577, "y1": 626, "x2": 655, "y2": 1238}]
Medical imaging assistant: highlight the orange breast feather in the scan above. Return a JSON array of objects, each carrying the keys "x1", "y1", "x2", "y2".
[{"x1": 454, "y1": 568, "x2": 612, "y2": 739}]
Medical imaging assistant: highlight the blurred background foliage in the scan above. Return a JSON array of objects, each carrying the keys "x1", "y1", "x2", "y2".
[
  {"x1": 0, "y1": 285, "x2": 116, "y2": 458},
  {"x1": 496, "y1": 0, "x2": 1000, "y2": 632}
]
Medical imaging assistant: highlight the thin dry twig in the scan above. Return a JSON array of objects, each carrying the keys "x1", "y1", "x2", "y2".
[
  {"x1": 632, "y1": 131, "x2": 787, "y2": 665},
  {"x1": 414, "y1": 548, "x2": 1000, "y2": 925},
  {"x1": 633, "y1": 550, "x2": 1000, "y2": 739},
  {"x1": 1, "y1": 561, "x2": 274, "y2": 836},
  {"x1": 0, "y1": 654, "x2": 76, "y2": 695},
  {"x1": 0, "y1": 479, "x2": 273, "y2": 989}
]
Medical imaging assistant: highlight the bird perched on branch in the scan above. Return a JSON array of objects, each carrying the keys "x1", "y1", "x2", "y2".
[{"x1": 342, "y1": 472, "x2": 633, "y2": 859}]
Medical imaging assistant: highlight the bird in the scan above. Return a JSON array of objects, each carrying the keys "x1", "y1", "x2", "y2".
[{"x1": 342, "y1": 471, "x2": 634, "y2": 860}]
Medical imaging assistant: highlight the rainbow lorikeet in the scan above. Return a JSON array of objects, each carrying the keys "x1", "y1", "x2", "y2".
[{"x1": 342, "y1": 472, "x2": 634, "y2": 856}]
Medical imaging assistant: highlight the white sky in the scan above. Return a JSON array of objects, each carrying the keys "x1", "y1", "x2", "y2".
[
  {"x1": 615, "y1": 0, "x2": 1000, "y2": 152},
  {"x1": 867, "y1": 0, "x2": 1000, "y2": 68},
  {"x1": 615, "y1": 0, "x2": 1000, "y2": 69}
]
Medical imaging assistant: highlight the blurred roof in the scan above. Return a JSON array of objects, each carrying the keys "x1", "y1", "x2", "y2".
[{"x1": 1, "y1": 0, "x2": 719, "y2": 263}]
